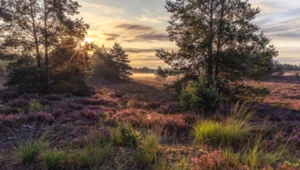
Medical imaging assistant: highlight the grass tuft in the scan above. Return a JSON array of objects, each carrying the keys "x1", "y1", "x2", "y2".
[{"x1": 41, "y1": 150, "x2": 66, "y2": 170}]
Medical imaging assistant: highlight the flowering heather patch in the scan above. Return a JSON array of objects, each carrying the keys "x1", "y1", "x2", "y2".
[
  {"x1": 111, "y1": 108, "x2": 192, "y2": 133},
  {"x1": 159, "y1": 102, "x2": 181, "y2": 114},
  {"x1": 190, "y1": 151, "x2": 247, "y2": 170},
  {"x1": 8, "y1": 97, "x2": 29, "y2": 108},
  {"x1": 69, "y1": 102, "x2": 84, "y2": 110},
  {"x1": 27, "y1": 112, "x2": 54, "y2": 122}
]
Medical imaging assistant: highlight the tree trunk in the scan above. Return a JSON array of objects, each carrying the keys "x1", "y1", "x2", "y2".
[
  {"x1": 207, "y1": 0, "x2": 214, "y2": 83},
  {"x1": 29, "y1": 0, "x2": 43, "y2": 86},
  {"x1": 44, "y1": 0, "x2": 49, "y2": 92},
  {"x1": 215, "y1": 0, "x2": 225, "y2": 80}
]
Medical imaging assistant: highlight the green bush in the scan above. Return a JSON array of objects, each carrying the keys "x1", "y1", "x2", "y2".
[
  {"x1": 180, "y1": 79, "x2": 222, "y2": 113},
  {"x1": 41, "y1": 150, "x2": 66, "y2": 170},
  {"x1": 112, "y1": 123, "x2": 139, "y2": 147},
  {"x1": 29, "y1": 99, "x2": 44, "y2": 112},
  {"x1": 137, "y1": 133, "x2": 159, "y2": 166},
  {"x1": 295, "y1": 72, "x2": 300, "y2": 78}
]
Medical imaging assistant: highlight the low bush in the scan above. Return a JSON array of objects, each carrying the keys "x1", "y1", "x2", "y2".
[
  {"x1": 137, "y1": 133, "x2": 159, "y2": 166},
  {"x1": 112, "y1": 123, "x2": 139, "y2": 147},
  {"x1": 41, "y1": 150, "x2": 66, "y2": 170},
  {"x1": 29, "y1": 99, "x2": 44, "y2": 112},
  {"x1": 180, "y1": 79, "x2": 222, "y2": 114},
  {"x1": 295, "y1": 72, "x2": 300, "y2": 78}
]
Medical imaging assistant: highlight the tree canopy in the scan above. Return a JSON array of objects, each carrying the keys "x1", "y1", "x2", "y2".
[{"x1": 156, "y1": 0, "x2": 278, "y2": 83}]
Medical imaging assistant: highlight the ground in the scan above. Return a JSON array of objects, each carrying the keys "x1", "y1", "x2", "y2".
[{"x1": 0, "y1": 73, "x2": 299, "y2": 170}]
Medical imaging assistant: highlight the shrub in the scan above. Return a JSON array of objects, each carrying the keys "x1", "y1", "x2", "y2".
[
  {"x1": 180, "y1": 79, "x2": 222, "y2": 113},
  {"x1": 41, "y1": 150, "x2": 66, "y2": 170},
  {"x1": 137, "y1": 133, "x2": 159, "y2": 166},
  {"x1": 295, "y1": 72, "x2": 300, "y2": 78},
  {"x1": 14, "y1": 140, "x2": 49, "y2": 162},
  {"x1": 112, "y1": 123, "x2": 139, "y2": 147},
  {"x1": 29, "y1": 99, "x2": 44, "y2": 112}
]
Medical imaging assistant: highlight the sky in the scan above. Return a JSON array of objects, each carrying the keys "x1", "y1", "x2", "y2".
[{"x1": 77, "y1": 0, "x2": 300, "y2": 68}]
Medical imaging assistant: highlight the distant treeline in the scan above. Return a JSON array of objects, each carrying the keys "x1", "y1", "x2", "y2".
[
  {"x1": 131, "y1": 67, "x2": 156, "y2": 73},
  {"x1": 276, "y1": 63, "x2": 300, "y2": 71}
]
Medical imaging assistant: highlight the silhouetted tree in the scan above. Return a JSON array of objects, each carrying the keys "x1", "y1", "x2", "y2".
[
  {"x1": 0, "y1": 0, "x2": 93, "y2": 92},
  {"x1": 155, "y1": 66, "x2": 168, "y2": 81},
  {"x1": 93, "y1": 43, "x2": 132, "y2": 81},
  {"x1": 156, "y1": 0, "x2": 277, "y2": 85}
]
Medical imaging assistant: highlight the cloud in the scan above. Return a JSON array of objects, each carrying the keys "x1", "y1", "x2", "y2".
[
  {"x1": 125, "y1": 48, "x2": 156, "y2": 53},
  {"x1": 115, "y1": 23, "x2": 153, "y2": 32},
  {"x1": 103, "y1": 33, "x2": 120, "y2": 41},
  {"x1": 104, "y1": 23, "x2": 169, "y2": 43},
  {"x1": 136, "y1": 15, "x2": 161, "y2": 23}
]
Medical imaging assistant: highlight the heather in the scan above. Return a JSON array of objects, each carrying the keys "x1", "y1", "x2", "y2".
[{"x1": 0, "y1": 0, "x2": 299, "y2": 169}]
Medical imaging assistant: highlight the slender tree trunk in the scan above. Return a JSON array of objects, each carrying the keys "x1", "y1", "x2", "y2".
[
  {"x1": 29, "y1": 0, "x2": 43, "y2": 86},
  {"x1": 207, "y1": 0, "x2": 214, "y2": 83},
  {"x1": 44, "y1": 0, "x2": 49, "y2": 92},
  {"x1": 215, "y1": 0, "x2": 225, "y2": 80}
]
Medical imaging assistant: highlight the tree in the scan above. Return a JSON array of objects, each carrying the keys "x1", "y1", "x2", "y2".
[
  {"x1": 155, "y1": 66, "x2": 168, "y2": 81},
  {"x1": 93, "y1": 43, "x2": 132, "y2": 81},
  {"x1": 110, "y1": 43, "x2": 132, "y2": 80},
  {"x1": 0, "y1": 0, "x2": 92, "y2": 92},
  {"x1": 156, "y1": 0, "x2": 277, "y2": 85}
]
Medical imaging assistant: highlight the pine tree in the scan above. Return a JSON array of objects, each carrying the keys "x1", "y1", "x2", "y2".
[
  {"x1": 93, "y1": 43, "x2": 132, "y2": 81},
  {"x1": 110, "y1": 43, "x2": 132, "y2": 80},
  {"x1": 156, "y1": 0, "x2": 278, "y2": 84}
]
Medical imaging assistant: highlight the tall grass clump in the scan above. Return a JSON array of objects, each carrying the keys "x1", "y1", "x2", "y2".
[
  {"x1": 242, "y1": 126, "x2": 294, "y2": 169},
  {"x1": 137, "y1": 133, "x2": 159, "y2": 167},
  {"x1": 70, "y1": 128, "x2": 113, "y2": 169},
  {"x1": 76, "y1": 143, "x2": 113, "y2": 169},
  {"x1": 193, "y1": 102, "x2": 252, "y2": 146},
  {"x1": 41, "y1": 150, "x2": 66, "y2": 170},
  {"x1": 15, "y1": 139, "x2": 49, "y2": 163}
]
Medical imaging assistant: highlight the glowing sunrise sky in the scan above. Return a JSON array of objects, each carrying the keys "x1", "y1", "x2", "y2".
[{"x1": 77, "y1": 0, "x2": 300, "y2": 68}]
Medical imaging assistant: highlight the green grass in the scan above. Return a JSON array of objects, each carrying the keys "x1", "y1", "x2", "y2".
[
  {"x1": 76, "y1": 143, "x2": 113, "y2": 169},
  {"x1": 29, "y1": 99, "x2": 44, "y2": 112},
  {"x1": 193, "y1": 102, "x2": 252, "y2": 146},
  {"x1": 41, "y1": 150, "x2": 66, "y2": 170},
  {"x1": 14, "y1": 140, "x2": 49, "y2": 163},
  {"x1": 137, "y1": 133, "x2": 159, "y2": 167}
]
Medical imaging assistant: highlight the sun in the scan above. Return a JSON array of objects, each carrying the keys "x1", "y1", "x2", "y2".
[{"x1": 81, "y1": 37, "x2": 93, "y2": 46}]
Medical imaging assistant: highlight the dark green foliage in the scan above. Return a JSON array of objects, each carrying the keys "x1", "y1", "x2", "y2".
[
  {"x1": 155, "y1": 66, "x2": 168, "y2": 81},
  {"x1": 156, "y1": 0, "x2": 278, "y2": 85},
  {"x1": 180, "y1": 79, "x2": 222, "y2": 113},
  {"x1": 5, "y1": 55, "x2": 42, "y2": 93},
  {"x1": 93, "y1": 43, "x2": 132, "y2": 81},
  {"x1": 0, "y1": 0, "x2": 93, "y2": 93},
  {"x1": 112, "y1": 123, "x2": 139, "y2": 147},
  {"x1": 231, "y1": 85, "x2": 271, "y2": 102}
]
